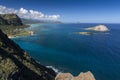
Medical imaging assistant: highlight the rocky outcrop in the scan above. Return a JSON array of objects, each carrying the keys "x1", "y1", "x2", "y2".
[
  {"x1": 0, "y1": 29, "x2": 56, "y2": 80},
  {"x1": 85, "y1": 25, "x2": 109, "y2": 31},
  {"x1": 74, "y1": 32, "x2": 93, "y2": 35},
  {"x1": 0, "y1": 14, "x2": 23, "y2": 26},
  {"x1": 55, "y1": 71, "x2": 95, "y2": 80},
  {"x1": 0, "y1": 17, "x2": 8, "y2": 25}
]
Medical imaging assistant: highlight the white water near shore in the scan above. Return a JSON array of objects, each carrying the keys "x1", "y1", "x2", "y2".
[
  {"x1": 46, "y1": 66, "x2": 59, "y2": 73},
  {"x1": 8, "y1": 24, "x2": 36, "y2": 39}
]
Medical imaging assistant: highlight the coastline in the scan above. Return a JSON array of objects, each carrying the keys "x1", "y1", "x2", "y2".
[
  {"x1": 8, "y1": 23, "x2": 35, "y2": 39},
  {"x1": 8, "y1": 30, "x2": 34, "y2": 39}
]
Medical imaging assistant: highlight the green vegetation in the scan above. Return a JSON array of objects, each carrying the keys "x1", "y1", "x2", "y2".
[
  {"x1": 0, "y1": 14, "x2": 33, "y2": 38},
  {"x1": 0, "y1": 25, "x2": 31, "y2": 38},
  {"x1": 0, "y1": 14, "x2": 23, "y2": 26}
]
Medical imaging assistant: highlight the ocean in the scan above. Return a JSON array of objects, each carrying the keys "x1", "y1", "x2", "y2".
[{"x1": 13, "y1": 23, "x2": 120, "y2": 80}]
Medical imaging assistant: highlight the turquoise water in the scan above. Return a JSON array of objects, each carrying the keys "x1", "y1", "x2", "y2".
[{"x1": 13, "y1": 23, "x2": 120, "y2": 80}]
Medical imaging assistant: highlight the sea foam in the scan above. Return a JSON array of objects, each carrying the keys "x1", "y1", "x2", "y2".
[{"x1": 46, "y1": 66, "x2": 59, "y2": 73}]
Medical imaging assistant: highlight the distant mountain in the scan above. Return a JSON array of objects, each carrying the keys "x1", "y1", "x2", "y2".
[
  {"x1": 0, "y1": 14, "x2": 23, "y2": 26},
  {"x1": 21, "y1": 18, "x2": 62, "y2": 24},
  {"x1": 21, "y1": 18, "x2": 45, "y2": 24},
  {"x1": 0, "y1": 14, "x2": 29, "y2": 37}
]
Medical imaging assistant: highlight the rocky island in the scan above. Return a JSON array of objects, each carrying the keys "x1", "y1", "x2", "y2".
[
  {"x1": 74, "y1": 32, "x2": 93, "y2": 35},
  {"x1": 85, "y1": 25, "x2": 109, "y2": 31},
  {"x1": 74, "y1": 25, "x2": 109, "y2": 36}
]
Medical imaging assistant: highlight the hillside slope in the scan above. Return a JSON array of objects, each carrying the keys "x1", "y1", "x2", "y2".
[
  {"x1": 0, "y1": 14, "x2": 31, "y2": 38},
  {"x1": 0, "y1": 29, "x2": 56, "y2": 80},
  {"x1": 0, "y1": 14, "x2": 23, "y2": 26}
]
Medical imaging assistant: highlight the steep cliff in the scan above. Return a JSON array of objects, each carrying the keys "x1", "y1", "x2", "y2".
[
  {"x1": 0, "y1": 14, "x2": 23, "y2": 26},
  {"x1": 0, "y1": 29, "x2": 56, "y2": 80},
  {"x1": 0, "y1": 14, "x2": 30, "y2": 38}
]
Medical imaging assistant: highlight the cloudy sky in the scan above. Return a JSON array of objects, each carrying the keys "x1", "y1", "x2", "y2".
[
  {"x1": 0, "y1": 5, "x2": 60, "y2": 21},
  {"x1": 0, "y1": 0, "x2": 120, "y2": 23}
]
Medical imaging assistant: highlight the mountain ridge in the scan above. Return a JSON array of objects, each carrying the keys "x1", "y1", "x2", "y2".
[{"x1": 0, "y1": 14, "x2": 23, "y2": 26}]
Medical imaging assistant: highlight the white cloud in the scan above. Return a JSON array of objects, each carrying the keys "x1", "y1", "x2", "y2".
[
  {"x1": 19, "y1": 8, "x2": 28, "y2": 14},
  {"x1": 0, "y1": 5, "x2": 60, "y2": 20}
]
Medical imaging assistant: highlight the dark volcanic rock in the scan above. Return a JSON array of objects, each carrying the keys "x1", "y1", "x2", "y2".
[
  {"x1": 0, "y1": 29, "x2": 56, "y2": 80},
  {"x1": 0, "y1": 14, "x2": 23, "y2": 26},
  {"x1": 0, "y1": 17, "x2": 8, "y2": 25}
]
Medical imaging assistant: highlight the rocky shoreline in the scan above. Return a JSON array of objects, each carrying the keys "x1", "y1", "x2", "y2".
[{"x1": 8, "y1": 30, "x2": 34, "y2": 38}]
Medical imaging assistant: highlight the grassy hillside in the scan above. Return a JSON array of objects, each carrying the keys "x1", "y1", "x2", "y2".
[{"x1": 0, "y1": 14, "x2": 31, "y2": 37}]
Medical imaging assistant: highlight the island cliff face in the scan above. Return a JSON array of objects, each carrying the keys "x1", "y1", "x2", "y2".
[
  {"x1": 85, "y1": 25, "x2": 109, "y2": 31},
  {"x1": 0, "y1": 29, "x2": 56, "y2": 80},
  {"x1": 0, "y1": 14, "x2": 23, "y2": 26}
]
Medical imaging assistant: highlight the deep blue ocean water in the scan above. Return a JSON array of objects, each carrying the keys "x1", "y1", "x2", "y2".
[{"x1": 13, "y1": 23, "x2": 120, "y2": 80}]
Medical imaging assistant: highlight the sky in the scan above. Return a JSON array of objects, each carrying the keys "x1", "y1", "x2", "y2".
[{"x1": 0, "y1": 0, "x2": 120, "y2": 23}]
